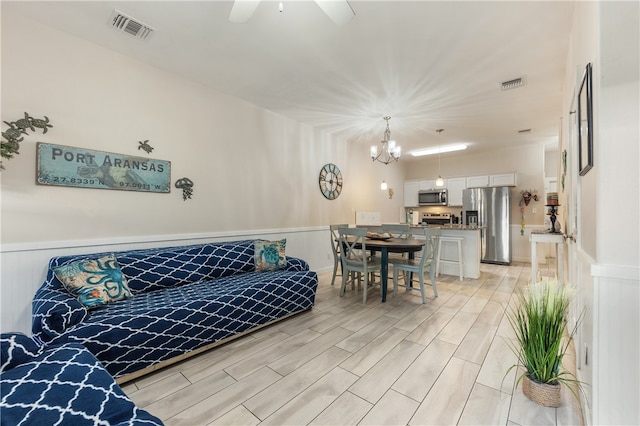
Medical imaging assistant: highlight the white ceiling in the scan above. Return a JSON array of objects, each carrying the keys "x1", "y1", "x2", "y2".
[{"x1": 5, "y1": 1, "x2": 575, "y2": 160}]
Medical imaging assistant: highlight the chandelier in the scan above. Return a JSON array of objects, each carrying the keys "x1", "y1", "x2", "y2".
[{"x1": 370, "y1": 116, "x2": 401, "y2": 165}]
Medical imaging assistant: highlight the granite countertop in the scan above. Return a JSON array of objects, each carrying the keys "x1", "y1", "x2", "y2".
[{"x1": 409, "y1": 225, "x2": 482, "y2": 231}]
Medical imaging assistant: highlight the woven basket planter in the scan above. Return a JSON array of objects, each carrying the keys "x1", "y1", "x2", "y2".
[{"x1": 522, "y1": 375, "x2": 561, "y2": 407}]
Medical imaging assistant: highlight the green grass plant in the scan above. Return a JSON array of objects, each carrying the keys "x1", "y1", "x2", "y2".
[{"x1": 505, "y1": 279, "x2": 584, "y2": 401}]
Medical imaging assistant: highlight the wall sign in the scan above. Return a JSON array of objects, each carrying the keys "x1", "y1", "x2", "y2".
[{"x1": 36, "y1": 143, "x2": 171, "y2": 193}]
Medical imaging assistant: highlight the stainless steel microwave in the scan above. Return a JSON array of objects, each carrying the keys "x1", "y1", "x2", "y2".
[{"x1": 418, "y1": 188, "x2": 448, "y2": 206}]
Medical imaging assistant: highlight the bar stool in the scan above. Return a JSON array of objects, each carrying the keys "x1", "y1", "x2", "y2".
[{"x1": 436, "y1": 236, "x2": 464, "y2": 281}]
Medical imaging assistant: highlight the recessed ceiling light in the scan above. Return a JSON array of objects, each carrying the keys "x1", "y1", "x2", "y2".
[{"x1": 410, "y1": 144, "x2": 468, "y2": 157}]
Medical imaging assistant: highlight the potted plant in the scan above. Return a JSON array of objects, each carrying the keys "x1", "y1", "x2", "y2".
[{"x1": 505, "y1": 279, "x2": 583, "y2": 407}]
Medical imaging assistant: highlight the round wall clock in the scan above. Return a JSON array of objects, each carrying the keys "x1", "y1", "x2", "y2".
[{"x1": 318, "y1": 163, "x2": 343, "y2": 200}]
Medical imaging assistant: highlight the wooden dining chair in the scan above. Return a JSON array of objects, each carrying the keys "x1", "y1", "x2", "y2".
[
  {"x1": 388, "y1": 227, "x2": 440, "y2": 303},
  {"x1": 329, "y1": 224, "x2": 349, "y2": 286},
  {"x1": 338, "y1": 227, "x2": 382, "y2": 304}
]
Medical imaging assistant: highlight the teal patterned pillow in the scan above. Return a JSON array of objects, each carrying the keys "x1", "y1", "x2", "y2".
[
  {"x1": 53, "y1": 254, "x2": 133, "y2": 309},
  {"x1": 254, "y1": 239, "x2": 287, "y2": 272}
]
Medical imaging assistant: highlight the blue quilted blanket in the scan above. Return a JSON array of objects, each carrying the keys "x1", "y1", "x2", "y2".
[
  {"x1": 0, "y1": 333, "x2": 163, "y2": 425},
  {"x1": 32, "y1": 240, "x2": 318, "y2": 379}
]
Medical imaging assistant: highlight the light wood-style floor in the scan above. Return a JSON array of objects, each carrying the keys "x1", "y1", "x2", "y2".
[{"x1": 123, "y1": 261, "x2": 584, "y2": 426}]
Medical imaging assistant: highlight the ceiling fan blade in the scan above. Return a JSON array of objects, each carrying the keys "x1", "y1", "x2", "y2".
[
  {"x1": 229, "y1": 0, "x2": 262, "y2": 23},
  {"x1": 315, "y1": 0, "x2": 355, "y2": 26}
]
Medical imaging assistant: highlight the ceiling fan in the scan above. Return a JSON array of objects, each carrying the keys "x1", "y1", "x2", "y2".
[{"x1": 229, "y1": 0, "x2": 355, "y2": 26}]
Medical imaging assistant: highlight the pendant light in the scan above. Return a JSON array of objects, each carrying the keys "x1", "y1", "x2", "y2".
[{"x1": 435, "y1": 129, "x2": 444, "y2": 187}]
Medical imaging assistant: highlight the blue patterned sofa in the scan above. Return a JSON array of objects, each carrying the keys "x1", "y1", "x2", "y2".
[
  {"x1": 0, "y1": 333, "x2": 163, "y2": 425},
  {"x1": 31, "y1": 239, "x2": 318, "y2": 382}
]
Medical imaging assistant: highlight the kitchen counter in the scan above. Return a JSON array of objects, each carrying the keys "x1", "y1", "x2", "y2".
[
  {"x1": 410, "y1": 225, "x2": 481, "y2": 279},
  {"x1": 410, "y1": 225, "x2": 483, "y2": 231}
]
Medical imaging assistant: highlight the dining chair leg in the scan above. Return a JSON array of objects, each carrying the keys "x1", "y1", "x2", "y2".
[
  {"x1": 392, "y1": 268, "x2": 399, "y2": 296},
  {"x1": 353, "y1": 272, "x2": 357, "y2": 290},
  {"x1": 362, "y1": 271, "x2": 368, "y2": 304},
  {"x1": 429, "y1": 269, "x2": 439, "y2": 297},
  {"x1": 340, "y1": 272, "x2": 348, "y2": 296},
  {"x1": 418, "y1": 273, "x2": 427, "y2": 304},
  {"x1": 331, "y1": 257, "x2": 339, "y2": 286}
]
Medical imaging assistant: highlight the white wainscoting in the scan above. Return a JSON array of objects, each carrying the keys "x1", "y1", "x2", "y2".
[
  {"x1": 591, "y1": 263, "x2": 640, "y2": 426},
  {"x1": 1, "y1": 227, "x2": 334, "y2": 335}
]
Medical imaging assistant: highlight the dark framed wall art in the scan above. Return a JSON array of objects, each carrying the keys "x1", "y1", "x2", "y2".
[{"x1": 578, "y1": 62, "x2": 593, "y2": 176}]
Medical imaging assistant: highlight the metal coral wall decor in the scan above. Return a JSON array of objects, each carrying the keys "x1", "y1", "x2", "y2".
[
  {"x1": 1, "y1": 112, "x2": 53, "y2": 170},
  {"x1": 137, "y1": 140, "x2": 154, "y2": 154},
  {"x1": 519, "y1": 189, "x2": 539, "y2": 236},
  {"x1": 175, "y1": 177, "x2": 194, "y2": 201}
]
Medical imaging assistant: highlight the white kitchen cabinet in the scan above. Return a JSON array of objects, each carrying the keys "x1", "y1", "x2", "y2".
[
  {"x1": 403, "y1": 181, "x2": 420, "y2": 207},
  {"x1": 466, "y1": 175, "x2": 489, "y2": 188},
  {"x1": 446, "y1": 177, "x2": 466, "y2": 206},
  {"x1": 490, "y1": 173, "x2": 517, "y2": 187},
  {"x1": 407, "y1": 172, "x2": 517, "y2": 207},
  {"x1": 419, "y1": 180, "x2": 436, "y2": 190}
]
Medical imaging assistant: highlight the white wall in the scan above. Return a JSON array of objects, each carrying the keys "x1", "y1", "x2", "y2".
[
  {"x1": 561, "y1": 1, "x2": 640, "y2": 425},
  {"x1": 591, "y1": 2, "x2": 639, "y2": 425},
  {"x1": 0, "y1": 10, "x2": 405, "y2": 333},
  {"x1": 0, "y1": 11, "x2": 340, "y2": 243}
]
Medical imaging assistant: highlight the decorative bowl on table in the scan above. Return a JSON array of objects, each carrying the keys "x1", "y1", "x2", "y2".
[{"x1": 366, "y1": 232, "x2": 391, "y2": 240}]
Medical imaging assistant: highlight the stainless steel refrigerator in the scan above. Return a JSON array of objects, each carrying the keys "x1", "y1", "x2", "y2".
[{"x1": 463, "y1": 187, "x2": 511, "y2": 265}]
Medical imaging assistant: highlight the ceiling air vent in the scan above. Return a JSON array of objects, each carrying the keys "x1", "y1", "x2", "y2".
[
  {"x1": 110, "y1": 9, "x2": 156, "y2": 40},
  {"x1": 501, "y1": 77, "x2": 525, "y2": 91}
]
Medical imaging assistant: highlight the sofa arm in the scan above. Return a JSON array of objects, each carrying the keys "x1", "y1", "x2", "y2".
[
  {"x1": 1, "y1": 333, "x2": 43, "y2": 373},
  {"x1": 284, "y1": 256, "x2": 311, "y2": 272},
  {"x1": 0, "y1": 340, "x2": 164, "y2": 426},
  {"x1": 32, "y1": 286, "x2": 88, "y2": 343}
]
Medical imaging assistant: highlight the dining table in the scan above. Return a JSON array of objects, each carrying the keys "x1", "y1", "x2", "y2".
[{"x1": 344, "y1": 236, "x2": 425, "y2": 302}]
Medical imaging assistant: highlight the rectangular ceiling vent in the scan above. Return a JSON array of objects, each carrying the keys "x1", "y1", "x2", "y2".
[
  {"x1": 110, "y1": 9, "x2": 156, "y2": 40},
  {"x1": 501, "y1": 77, "x2": 525, "y2": 91}
]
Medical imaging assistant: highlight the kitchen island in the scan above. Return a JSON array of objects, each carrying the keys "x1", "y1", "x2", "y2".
[{"x1": 411, "y1": 225, "x2": 481, "y2": 279}]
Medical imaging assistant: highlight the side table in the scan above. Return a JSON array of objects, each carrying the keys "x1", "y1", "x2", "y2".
[{"x1": 529, "y1": 231, "x2": 564, "y2": 285}]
